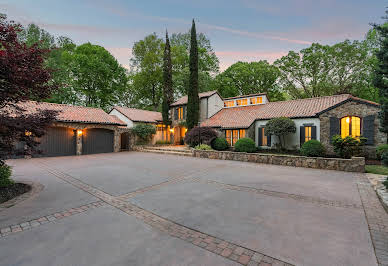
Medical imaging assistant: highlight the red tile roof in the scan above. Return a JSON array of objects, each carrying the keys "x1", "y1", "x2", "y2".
[
  {"x1": 171, "y1": 90, "x2": 219, "y2": 106},
  {"x1": 113, "y1": 106, "x2": 162, "y2": 123},
  {"x1": 11, "y1": 101, "x2": 126, "y2": 125},
  {"x1": 201, "y1": 94, "x2": 379, "y2": 129}
]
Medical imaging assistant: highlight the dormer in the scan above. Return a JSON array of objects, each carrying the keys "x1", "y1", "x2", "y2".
[{"x1": 223, "y1": 93, "x2": 269, "y2": 108}]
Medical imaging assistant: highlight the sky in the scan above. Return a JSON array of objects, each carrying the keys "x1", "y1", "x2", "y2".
[{"x1": 1, "y1": 0, "x2": 386, "y2": 71}]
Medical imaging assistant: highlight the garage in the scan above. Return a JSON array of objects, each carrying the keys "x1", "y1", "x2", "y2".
[
  {"x1": 82, "y1": 128, "x2": 114, "y2": 155},
  {"x1": 38, "y1": 127, "x2": 76, "y2": 157}
]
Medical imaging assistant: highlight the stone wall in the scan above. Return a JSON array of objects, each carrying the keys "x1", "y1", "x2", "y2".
[
  {"x1": 192, "y1": 150, "x2": 365, "y2": 172},
  {"x1": 319, "y1": 101, "x2": 386, "y2": 158}
]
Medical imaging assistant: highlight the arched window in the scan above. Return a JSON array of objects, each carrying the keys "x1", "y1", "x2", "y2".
[{"x1": 340, "y1": 116, "x2": 361, "y2": 138}]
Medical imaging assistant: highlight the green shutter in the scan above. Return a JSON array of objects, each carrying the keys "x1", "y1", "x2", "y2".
[
  {"x1": 363, "y1": 115, "x2": 375, "y2": 145},
  {"x1": 258, "y1": 127, "x2": 263, "y2": 146},
  {"x1": 300, "y1": 126, "x2": 305, "y2": 146},
  {"x1": 330, "y1": 117, "x2": 340, "y2": 143},
  {"x1": 174, "y1": 108, "x2": 178, "y2": 120},
  {"x1": 311, "y1": 126, "x2": 317, "y2": 140}
]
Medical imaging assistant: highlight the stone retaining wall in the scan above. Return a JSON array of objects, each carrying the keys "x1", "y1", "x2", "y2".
[{"x1": 193, "y1": 150, "x2": 365, "y2": 172}]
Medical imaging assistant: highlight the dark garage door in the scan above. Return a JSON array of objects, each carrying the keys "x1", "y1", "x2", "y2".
[
  {"x1": 38, "y1": 127, "x2": 76, "y2": 157},
  {"x1": 82, "y1": 128, "x2": 114, "y2": 155}
]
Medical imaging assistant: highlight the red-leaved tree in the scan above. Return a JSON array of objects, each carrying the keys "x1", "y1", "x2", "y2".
[{"x1": 0, "y1": 14, "x2": 57, "y2": 162}]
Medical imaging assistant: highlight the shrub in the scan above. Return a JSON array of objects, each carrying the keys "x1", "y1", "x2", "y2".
[
  {"x1": 211, "y1": 137, "x2": 229, "y2": 151},
  {"x1": 382, "y1": 151, "x2": 388, "y2": 167},
  {"x1": 383, "y1": 177, "x2": 388, "y2": 190},
  {"x1": 332, "y1": 135, "x2": 367, "y2": 159},
  {"x1": 265, "y1": 117, "x2": 296, "y2": 149},
  {"x1": 155, "y1": 140, "x2": 171, "y2": 145},
  {"x1": 376, "y1": 144, "x2": 388, "y2": 160},
  {"x1": 184, "y1": 126, "x2": 218, "y2": 147},
  {"x1": 300, "y1": 140, "x2": 325, "y2": 157},
  {"x1": 234, "y1": 138, "x2": 256, "y2": 153},
  {"x1": 132, "y1": 123, "x2": 156, "y2": 143},
  {"x1": 194, "y1": 144, "x2": 212, "y2": 150},
  {"x1": 0, "y1": 162, "x2": 13, "y2": 188}
]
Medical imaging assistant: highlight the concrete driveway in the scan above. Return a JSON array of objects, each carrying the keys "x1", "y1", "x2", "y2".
[{"x1": 0, "y1": 152, "x2": 386, "y2": 266}]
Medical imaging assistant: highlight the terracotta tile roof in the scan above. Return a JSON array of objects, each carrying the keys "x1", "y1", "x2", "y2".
[
  {"x1": 10, "y1": 101, "x2": 126, "y2": 125},
  {"x1": 113, "y1": 106, "x2": 162, "y2": 123},
  {"x1": 170, "y1": 90, "x2": 219, "y2": 106},
  {"x1": 201, "y1": 94, "x2": 379, "y2": 129}
]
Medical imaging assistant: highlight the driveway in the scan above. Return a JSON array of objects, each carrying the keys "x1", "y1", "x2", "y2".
[{"x1": 0, "y1": 152, "x2": 386, "y2": 266}]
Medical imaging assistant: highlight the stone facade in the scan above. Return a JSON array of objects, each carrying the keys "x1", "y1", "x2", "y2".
[
  {"x1": 319, "y1": 101, "x2": 386, "y2": 158},
  {"x1": 193, "y1": 150, "x2": 365, "y2": 172}
]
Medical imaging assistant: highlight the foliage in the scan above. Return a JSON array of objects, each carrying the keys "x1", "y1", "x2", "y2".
[
  {"x1": 331, "y1": 135, "x2": 367, "y2": 159},
  {"x1": 162, "y1": 31, "x2": 173, "y2": 125},
  {"x1": 0, "y1": 14, "x2": 57, "y2": 163},
  {"x1": 213, "y1": 61, "x2": 285, "y2": 100},
  {"x1": 265, "y1": 118, "x2": 296, "y2": 149},
  {"x1": 132, "y1": 123, "x2": 156, "y2": 142},
  {"x1": 194, "y1": 144, "x2": 212, "y2": 150},
  {"x1": 376, "y1": 144, "x2": 388, "y2": 159},
  {"x1": 0, "y1": 162, "x2": 13, "y2": 188},
  {"x1": 382, "y1": 151, "x2": 388, "y2": 167},
  {"x1": 155, "y1": 140, "x2": 171, "y2": 145},
  {"x1": 383, "y1": 176, "x2": 388, "y2": 190},
  {"x1": 365, "y1": 165, "x2": 388, "y2": 175},
  {"x1": 372, "y1": 11, "x2": 388, "y2": 136},
  {"x1": 300, "y1": 140, "x2": 325, "y2": 157},
  {"x1": 184, "y1": 126, "x2": 218, "y2": 147},
  {"x1": 234, "y1": 138, "x2": 257, "y2": 153},
  {"x1": 211, "y1": 137, "x2": 230, "y2": 151},
  {"x1": 186, "y1": 20, "x2": 200, "y2": 130}
]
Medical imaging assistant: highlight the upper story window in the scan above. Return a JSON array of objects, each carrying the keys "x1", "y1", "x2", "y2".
[
  {"x1": 250, "y1": 97, "x2": 263, "y2": 105},
  {"x1": 236, "y1": 99, "x2": 248, "y2": 106},
  {"x1": 178, "y1": 107, "x2": 183, "y2": 120},
  {"x1": 341, "y1": 116, "x2": 361, "y2": 138},
  {"x1": 224, "y1": 100, "x2": 235, "y2": 107}
]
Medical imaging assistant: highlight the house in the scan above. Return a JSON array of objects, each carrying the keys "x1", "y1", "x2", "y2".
[
  {"x1": 201, "y1": 93, "x2": 386, "y2": 158},
  {"x1": 169, "y1": 90, "x2": 224, "y2": 144},
  {"x1": 8, "y1": 101, "x2": 130, "y2": 157},
  {"x1": 109, "y1": 107, "x2": 170, "y2": 144}
]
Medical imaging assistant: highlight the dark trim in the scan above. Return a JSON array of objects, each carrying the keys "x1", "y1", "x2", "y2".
[{"x1": 303, "y1": 123, "x2": 314, "y2": 126}]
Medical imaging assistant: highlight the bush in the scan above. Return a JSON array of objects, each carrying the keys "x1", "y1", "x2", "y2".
[
  {"x1": 382, "y1": 151, "x2": 388, "y2": 167},
  {"x1": 265, "y1": 117, "x2": 296, "y2": 149},
  {"x1": 211, "y1": 137, "x2": 229, "y2": 151},
  {"x1": 194, "y1": 144, "x2": 212, "y2": 150},
  {"x1": 0, "y1": 163, "x2": 13, "y2": 188},
  {"x1": 184, "y1": 126, "x2": 218, "y2": 147},
  {"x1": 300, "y1": 140, "x2": 325, "y2": 157},
  {"x1": 376, "y1": 144, "x2": 388, "y2": 160},
  {"x1": 234, "y1": 138, "x2": 256, "y2": 153},
  {"x1": 332, "y1": 135, "x2": 367, "y2": 159},
  {"x1": 132, "y1": 123, "x2": 156, "y2": 143},
  {"x1": 155, "y1": 140, "x2": 171, "y2": 145},
  {"x1": 383, "y1": 177, "x2": 388, "y2": 190}
]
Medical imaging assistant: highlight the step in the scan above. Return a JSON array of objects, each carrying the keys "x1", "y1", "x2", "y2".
[
  {"x1": 143, "y1": 147, "x2": 192, "y2": 153},
  {"x1": 140, "y1": 149, "x2": 193, "y2": 157}
]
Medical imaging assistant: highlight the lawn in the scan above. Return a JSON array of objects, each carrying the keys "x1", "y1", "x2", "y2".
[{"x1": 365, "y1": 165, "x2": 388, "y2": 175}]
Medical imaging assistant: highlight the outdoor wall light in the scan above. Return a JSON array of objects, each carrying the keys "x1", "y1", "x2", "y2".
[
  {"x1": 169, "y1": 129, "x2": 174, "y2": 133},
  {"x1": 77, "y1": 130, "x2": 83, "y2": 136},
  {"x1": 25, "y1": 130, "x2": 32, "y2": 136}
]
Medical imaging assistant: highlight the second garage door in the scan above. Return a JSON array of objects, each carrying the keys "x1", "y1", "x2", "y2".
[{"x1": 82, "y1": 128, "x2": 114, "y2": 155}]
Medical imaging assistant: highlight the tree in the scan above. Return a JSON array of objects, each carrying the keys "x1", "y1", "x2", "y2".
[
  {"x1": 132, "y1": 123, "x2": 156, "y2": 144},
  {"x1": 0, "y1": 14, "x2": 57, "y2": 163},
  {"x1": 265, "y1": 117, "x2": 296, "y2": 149},
  {"x1": 373, "y1": 10, "x2": 388, "y2": 139},
  {"x1": 186, "y1": 20, "x2": 200, "y2": 130},
  {"x1": 213, "y1": 61, "x2": 285, "y2": 100},
  {"x1": 162, "y1": 31, "x2": 173, "y2": 125},
  {"x1": 18, "y1": 23, "x2": 55, "y2": 49}
]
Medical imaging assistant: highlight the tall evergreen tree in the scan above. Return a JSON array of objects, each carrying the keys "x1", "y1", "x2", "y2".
[
  {"x1": 187, "y1": 19, "x2": 199, "y2": 130},
  {"x1": 373, "y1": 10, "x2": 388, "y2": 139},
  {"x1": 162, "y1": 31, "x2": 173, "y2": 126}
]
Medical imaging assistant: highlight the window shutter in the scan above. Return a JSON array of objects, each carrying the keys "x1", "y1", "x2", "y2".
[
  {"x1": 311, "y1": 126, "x2": 317, "y2": 140},
  {"x1": 183, "y1": 106, "x2": 186, "y2": 120},
  {"x1": 363, "y1": 115, "x2": 375, "y2": 145},
  {"x1": 267, "y1": 134, "x2": 271, "y2": 147},
  {"x1": 329, "y1": 117, "x2": 340, "y2": 142},
  {"x1": 174, "y1": 108, "x2": 178, "y2": 120},
  {"x1": 300, "y1": 126, "x2": 305, "y2": 146},
  {"x1": 258, "y1": 127, "x2": 263, "y2": 146}
]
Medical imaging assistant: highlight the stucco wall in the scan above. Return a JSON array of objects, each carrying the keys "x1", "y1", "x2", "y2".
[
  {"x1": 207, "y1": 93, "x2": 224, "y2": 118},
  {"x1": 109, "y1": 109, "x2": 134, "y2": 128},
  {"x1": 199, "y1": 98, "x2": 208, "y2": 122}
]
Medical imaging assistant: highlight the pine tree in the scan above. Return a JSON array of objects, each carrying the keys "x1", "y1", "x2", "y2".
[
  {"x1": 162, "y1": 30, "x2": 173, "y2": 126},
  {"x1": 187, "y1": 19, "x2": 199, "y2": 130},
  {"x1": 373, "y1": 10, "x2": 388, "y2": 139}
]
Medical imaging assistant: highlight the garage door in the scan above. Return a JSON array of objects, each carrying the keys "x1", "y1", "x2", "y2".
[
  {"x1": 82, "y1": 128, "x2": 114, "y2": 155},
  {"x1": 38, "y1": 127, "x2": 76, "y2": 157}
]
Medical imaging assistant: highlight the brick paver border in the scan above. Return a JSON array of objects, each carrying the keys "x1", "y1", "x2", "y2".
[
  {"x1": 0, "y1": 180, "x2": 44, "y2": 211},
  {"x1": 0, "y1": 201, "x2": 104, "y2": 238}
]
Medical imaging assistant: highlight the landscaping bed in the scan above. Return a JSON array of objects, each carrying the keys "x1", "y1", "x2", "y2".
[{"x1": 0, "y1": 183, "x2": 31, "y2": 204}]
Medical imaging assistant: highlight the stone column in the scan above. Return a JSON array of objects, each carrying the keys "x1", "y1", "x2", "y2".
[
  {"x1": 76, "y1": 130, "x2": 82, "y2": 155},
  {"x1": 114, "y1": 130, "x2": 120, "y2": 152}
]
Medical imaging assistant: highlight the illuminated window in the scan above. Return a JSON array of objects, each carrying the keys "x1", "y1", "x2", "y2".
[
  {"x1": 224, "y1": 101, "x2": 235, "y2": 107},
  {"x1": 251, "y1": 97, "x2": 263, "y2": 105},
  {"x1": 305, "y1": 126, "x2": 312, "y2": 142},
  {"x1": 178, "y1": 107, "x2": 183, "y2": 120},
  {"x1": 341, "y1": 116, "x2": 361, "y2": 138},
  {"x1": 261, "y1": 127, "x2": 267, "y2": 146},
  {"x1": 232, "y1": 130, "x2": 239, "y2": 145},
  {"x1": 236, "y1": 99, "x2": 248, "y2": 106},
  {"x1": 239, "y1": 129, "x2": 246, "y2": 138},
  {"x1": 226, "y1": 130, "x2": 232, "y2": 145},
  {"x1": 226, "y1": 129, "x2": 246, "y2": 146}
]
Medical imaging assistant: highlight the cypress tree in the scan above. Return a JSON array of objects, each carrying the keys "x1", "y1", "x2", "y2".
[
  {"x1": 162, "y1": 30, "x2": 173, "y2": 126},
  {"x1": 373, "y1": 10, "x2": 388, "y2": 140},
  {"x1": 187, "y1": 19, "x2": 199, "y2": 130}
]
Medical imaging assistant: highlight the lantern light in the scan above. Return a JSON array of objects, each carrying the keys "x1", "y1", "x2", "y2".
[
  {"x1": 345, "y1": 117, "x2": 350, "y2": 123},
  {"x1": 25, "y1": 131, "x2": 32, "y2": 136},
  {"x1": 77, "y1": 130, "x2": 83, "y2": 136}
]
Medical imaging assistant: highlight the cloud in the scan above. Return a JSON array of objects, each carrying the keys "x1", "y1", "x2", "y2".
[{"x1": 106, "y1": 47, "x2": 132, "y2": 70}]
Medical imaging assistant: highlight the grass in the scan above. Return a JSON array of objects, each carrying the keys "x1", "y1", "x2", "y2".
[{"x1": 365, "y1": 165, "x2": 388, "y2": 175}]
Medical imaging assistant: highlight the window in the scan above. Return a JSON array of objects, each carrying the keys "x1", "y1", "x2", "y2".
[
  {"x1": 250, "y1": 97, "x2": 263, "y2": 105},
  {"x1": 341, "y1": 116, "x2": 361, "y2": 138},
  {"x1": 260, "y1": 127, "x2": 267, "y2": 146},
  {"x1": 236, "y1": 99, "x2": 248, "y2": 106},
  {"x1": 178, "y1": 107, "x2": 183, "y2": 120},
  {"x1": 305, "y1": 126, "x2": 312, "y2": 142},
  {"x1": 224, "y1": 101, "x2": 235, "y2": 107},
  {"x1": 225, "y1": 129, "x2": 246, "y2": 146}
]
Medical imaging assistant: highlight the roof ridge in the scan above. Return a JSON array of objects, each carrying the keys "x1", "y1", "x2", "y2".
[
  {"x1": 27, "y1": 100, "x2": 107, "y2": 111},
  {"x1": 115, "y1": 106, "x2": 161, "y2": 114},
  {"x1": 265, "y1": 94, "x2": 351, "y2": 105}
]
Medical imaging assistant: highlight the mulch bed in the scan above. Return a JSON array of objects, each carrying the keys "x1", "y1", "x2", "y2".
[{"x1": 0, "y1": 183, "x2": 31, "y2": 204}]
